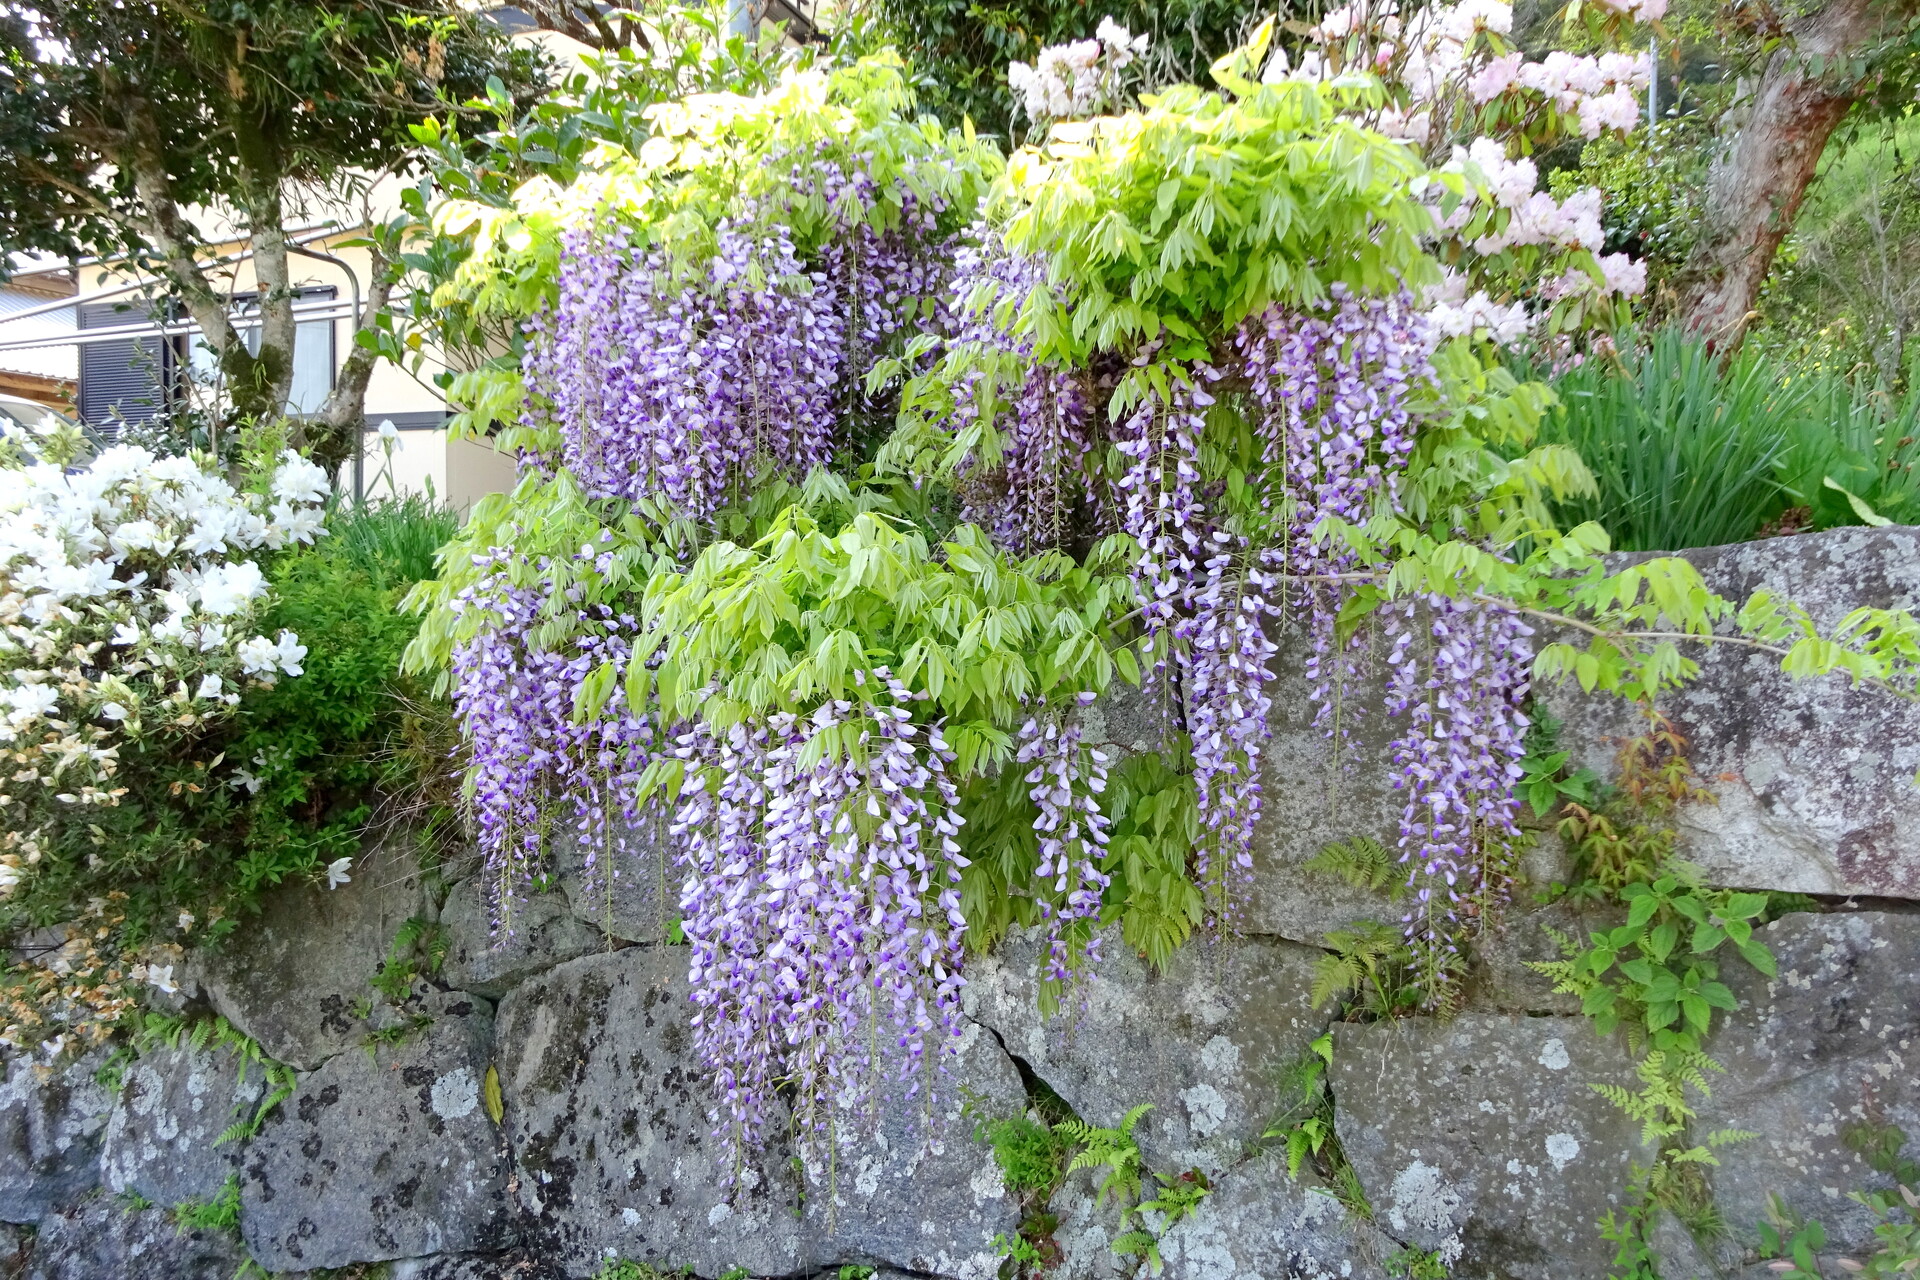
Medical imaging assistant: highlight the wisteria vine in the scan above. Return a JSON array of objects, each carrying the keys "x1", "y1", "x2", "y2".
[{"x1": 430, "y1": 47, "x2": 1571, "y2": 1175}]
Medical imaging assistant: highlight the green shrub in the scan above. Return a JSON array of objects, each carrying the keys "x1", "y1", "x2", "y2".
[
  {"x1": 1, "y1": 499, "x2": 457, "y2": 947},
  {"x1": 1531, "y1": 328, "x2": 1806, "y2": 551},
  {"x1": 1776, "y1": 371, "x2": 1920, "y2": 529}
]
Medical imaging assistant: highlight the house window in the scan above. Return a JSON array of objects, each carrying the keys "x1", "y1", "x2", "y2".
[
  {"x1": 189, "y1": 287, "x2": 337, "y2": 414},
  {"x1": 77, "y1": 299, "x2": 179, "y2": 427},
  {"x1": 78, "y1": 288, "x2": 338, "y2": 427}
]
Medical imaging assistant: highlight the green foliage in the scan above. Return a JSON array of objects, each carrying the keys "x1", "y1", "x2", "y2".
[
  {"x1": 370, "y1": 916, "x2": 450, "y2": 1003},
  {"x1": 958, "y1": 745, "x2": 1203, "y2": 988},
  {"x1": 1385, "y1": 1245, "x2": 1451, "y2": 1279},
  {"x1": 1514, "y1": 709, "x2": 1601, "y2": 820},
  {"x1": 1532, "y1": 875, "x2": 1771, "y2": 1055},
  {"x1": 1529, "y1": 328, "x2": 1802, "y2": 552},
  {"x1": 1305, "y1": 836, "x2": 1407, "y2": 901},
  {"x1": 1262, "y1": 1033, "x2": 1345, "y2": 1184},
  {"x1": 977, "y1": 1113, "x2": 1075, "y2": 1198},
  {"x1": 1775, "y1": 369, "x2": 1920, "y2": 530},
  {"x1": 1313, "y1": 921, "x2": 1438, "y2": 1021},
  {"x1": 1002, "y1": 68, "x2": 1441, "y2": 363},
  {"x1": 1759, "y1": 1124, "x2": 1920, "y2": 1279},
  {"x1": 590, "y1": 1261, "x2": 692, "y2": 1280},
  {"x1": 1115, "y1": 1168, "x2": 1214, "y2": 1275},
  {"x1": 1058, "y1": 1103, "x2": 1153, "y2": 1209},
  {"x1": 328, "y1": 495, "x2": 462, "y2": 589},
  {"x1": 1548, "y1": 118, "x2": 1711, "y2": 306},
  {"x1": 172, "y1": 1174, "x2": 242, "y2": 1238},
  {"x1": 866, "y1": 0, "x2": 1270, "y2": 141}
]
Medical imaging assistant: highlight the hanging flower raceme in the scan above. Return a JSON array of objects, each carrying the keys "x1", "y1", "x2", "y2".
[
  {"x1": 448, "y1": 545, "x2": 658, "y2": 942},
  {"x1": 941, "y1": 238, "x2": 1095, "y2": 554},
  {"x1": 525, "y1": 218, "x2": 847, "y2": 519},
  {"x1": 1382, "y1": 592, "x2": 1533, "y2": 989},
  {"x1": 671, "y1": 671, "x2": 968, "y2": 1170},
  {"x1": 1238, "y1": 288, "x2": 1433, "y2": 742},
  {"x1": 1015, "y1": 702, "x2": 1113, "y2": 982}
]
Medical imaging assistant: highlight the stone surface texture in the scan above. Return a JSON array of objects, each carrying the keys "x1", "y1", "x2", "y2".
[
  {"x1": 494, "y1": 946, "x2": 810, "y2": 1278},
  {"x1": 0, "y1": 1052, "x2": 110, "y2": 1224},
  {"x1": 968, "y1": 925, "x2": 1329, "y2": 1175},
  {"x1": 551, "y1": 820, "x2": 673, "y2": 945},
  {"x1": 439, "y1": 873, "x2": 605, "y2": 999},
  {"x1": 100, "y1": 1042, "x2": 262, "y2": 1207},
  {"x1": 24, "y1": 1199, "x2": 247, "y2": 1280},
  {"x1": 496, "y1": 943, "x2": 1021, "y2": 1279},
  {"x1": 1155, "y1": 1154, "x2": 1398, "y2": 1280},
  {"x1": 191, "y1": 841, "x2": 428, "y2": 1069},
  {"x1": 1247, "y1": 627, "x2": 1407, "y2": 946},
  {"x1": 240, "y1": 1001, "x2": 509, "y2": 1271},
  {"x1": 801, "y1": 1018, "x2": 1024, "y2": 1278},
  {"x1": 1543, "y1": 526, "x2": 1920, "y2": 898},
  {"x1": 1333, "y1": 1012, "x2": 1645, "y2": 1279},
  {"x1": 1695, "y1": 910, "x2": 1920, "y2": 1260}
]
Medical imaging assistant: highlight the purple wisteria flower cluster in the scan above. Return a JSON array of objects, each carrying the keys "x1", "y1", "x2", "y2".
[
  {"x1": 670, "y1": 672, "x2": 968, "y2": 1167},
  {"x1": 1237, "y1": 289, "x2": 1533, "y2": 982},
  {"x1": 461, "y1": 162, "x2": 1014, "y2": 1175},
  {"x1": 1237, "y1": 288, "x2": 1429, "y2": 738},
  {"x1": 523, "y1": 220, "x2": 844, "y2": 517},
  {"x1": 942, "y1": 239, "x2": 1095, "y2": 554},
  {"x1": 1112, "y1": 364, "x2": 1279, "y2": 901},
  {"x1": 1383, "y1": 594, "x2": 1533, "y2": 984},
  {"x1": 448, "y1": 545, "x2": 660, "y2": 941},
  {"x1": 1016, "y1": 702, "x2": 1113, "y2": 982}
]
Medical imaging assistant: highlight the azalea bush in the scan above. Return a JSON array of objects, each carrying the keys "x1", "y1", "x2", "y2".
[
  {"x1": 401, "y1": 8, "x2": 1920, "y2": 1189},
  {"x1": 0, "y1": 419, "x2": 456, "y2": 1054}
]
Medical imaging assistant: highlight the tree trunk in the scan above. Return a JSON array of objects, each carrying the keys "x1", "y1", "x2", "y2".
[
  {"x1": 124, "y1": 106, "x2": 250, "y2": 374},
  {"x1": 307, "y1": 242, "x2": 401, "y2": 476},
  {"x1": 231, "y1": 105, "x2": 299, "y2": 420},
  {"x1": 1678, "y1": 0, "x2": 1913, "y2": 344}
]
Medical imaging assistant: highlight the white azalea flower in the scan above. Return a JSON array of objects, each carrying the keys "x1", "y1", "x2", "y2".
[
  {"x1": 271, "y1": 451, "x2": 330, "y2": 505},
  {"x1": 325, "y1": 857, "x2": 353, "y2": 889},
  {"x1": 144, "y1": 964, "x2": 179, "y2": 996},
  {"x1": 195, "y1": 674, "x2": 223, "y2": 700},
  {"x1": 99, "y1": 702, "x2": 128, "y2": 722},
  {"x1": 273, "y1": 630, "x2": 308, "y2": 677},
  {"x1": 237, "y1": 635, "x2": 280, "y2": 676},
  {"x1": 110, "y1": 622, "x2": 141, "y2": 647},
  {"x1": 197, "y1": 560, "x2": 266, "y2": 616},
  {"x1": 178, "y1": 910, "x2": 195, "y2": 932}
]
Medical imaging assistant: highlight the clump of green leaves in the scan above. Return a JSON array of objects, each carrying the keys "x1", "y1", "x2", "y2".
[
  {"x1": 978, "y1": 1113, "x2": 1075, "y2": 1199},
  {"x1": 1261, "y1": 1033, "x2": 1374, "y2": 1222},
  {"x1": 369, "y1": 916, "x2": 449, "y2": 1003},
  {"x1": 172, "y1": 1174, "x2": 242, "y2": 1237},
  {"x1": 1759, "y1": 1124, "x2": 1920, "y2": 1279},
  {"x1": 1306, "y1": 837, "x2": 1407, "y2": 901},
  {"x1": 1526, "y1": 716, "x2": 1806, "y2": 1276},
  {"x1": 1385, "y1": 1245, "x2": 1451, "y2": 1279},
  {"x1": 1515, "y1": 709, "x2": 1601, "y2": 820}
]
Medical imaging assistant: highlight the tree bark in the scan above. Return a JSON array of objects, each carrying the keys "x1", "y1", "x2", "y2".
[
  {"x1": 123, "y1": 105, "x2": 250, "y2": 372},
  {"x1": 307, "y1": 241, "x2": 402, "y2": 475},
  {"x1": 230, "y1": 100, "x2": 299, "y2": 419},
  {"x1": 1679, "y1": 0, "x2": 1917, "y2": 344}
]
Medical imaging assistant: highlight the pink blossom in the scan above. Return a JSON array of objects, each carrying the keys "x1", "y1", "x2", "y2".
[
  {"x1": 1598, "y1": 252, "x2": 1648, "y2": 295},
  {"x1": 1468, "y1": 52, "x2": 1525, "y2": 102}
]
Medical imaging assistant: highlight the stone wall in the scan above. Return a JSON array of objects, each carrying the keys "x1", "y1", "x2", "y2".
[{"x1": 7, "y1": 527, "x2": 1920, "y2": 1280}]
